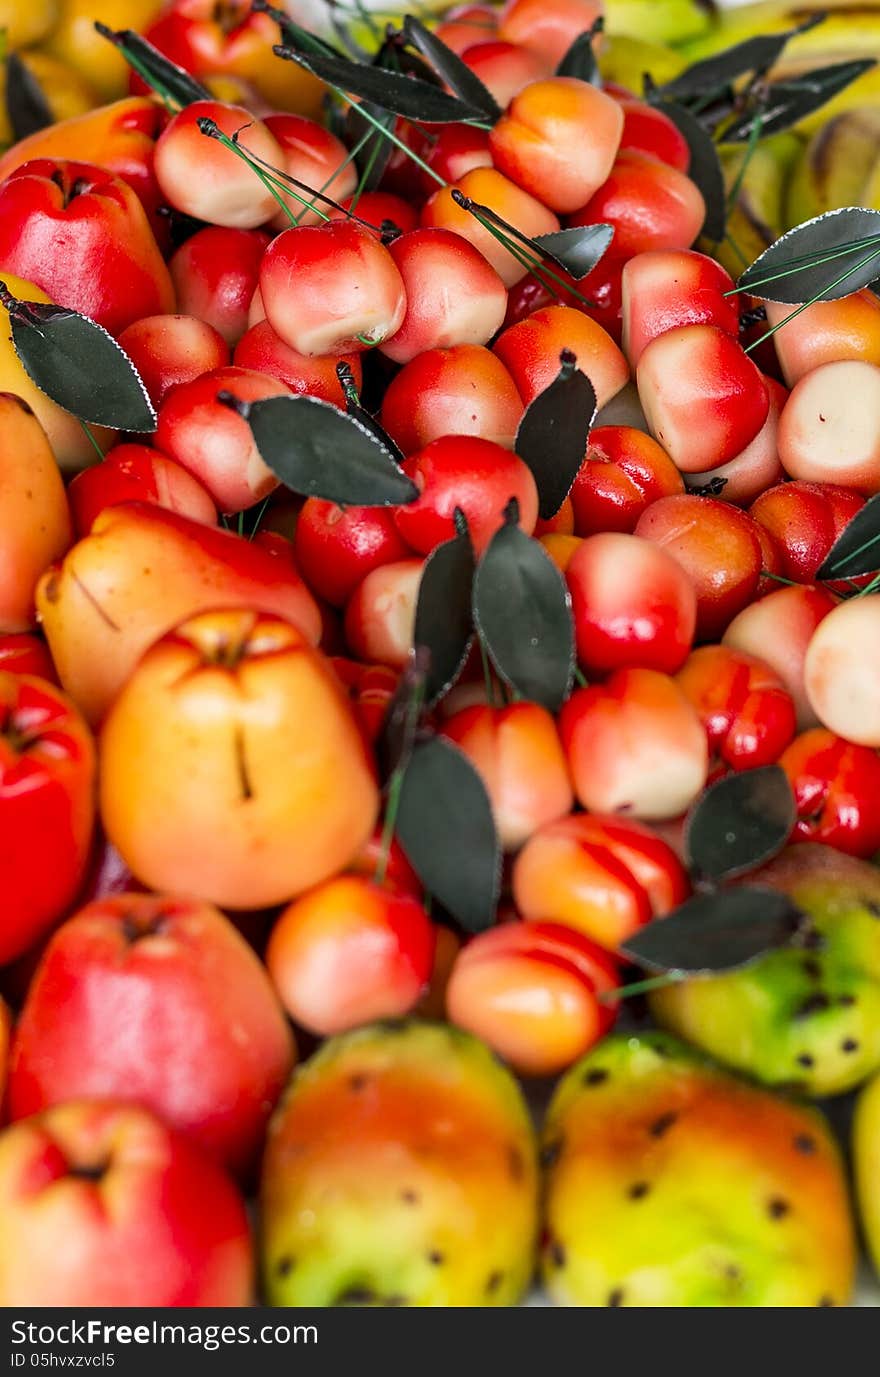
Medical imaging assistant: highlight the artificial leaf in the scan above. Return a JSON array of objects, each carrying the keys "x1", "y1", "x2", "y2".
[
  {"x1": 93, "y1": 25, "x2": 210, "y2": 106},
  {"x1": 721, "y1": 59, "x2": 877, "y2": 143},
  {"x1": 555, "y1": 21, "x2": 603, "y2": 86},
  {"x1": 685, "y1": 765, "x2": 796, "y2": 884},
  {"x1": 396, "y1": 735, "x2": 500, "y2": 931},
  {"x1": 515, "y1": 351, "x2": 597, "y2": 519},
  {"x1": 652, "y1": 99, "x2": 726, "y2": 242},
  {"x1": 5, "y1": 53, "x2": 53, "y2": 140},
  {"x1": 232, "y1": 393, "x2": 418, "y2": 506},
  {"x1": 377, "y1": 650, "x2": 430, "y2": 783},
  {"x1": 531, "y1": 223, "x2": 615, "y2": 280},
  {"x1": 403, "y1": 14, "x2": 501, "y2": 120},
  {"x1": 737, "y1": 206, "x2": 880, "y2": 303},
  {"x1": 619, "y1": 885, "x2": 806, "y2": 974},
  {"x1": 274, "y1": 43, "x2": 490, "y2": 123},
  {"x1": 655, "y1": 14, "x2": 825, "y2": 102},
  {"x1": 473, "y1": 505, "x2": 575, "y2": 711},
  {"x1": 816, "y1": 491, "x2": 880, "y2": 579},
  {"x1": 413, "y1": 515, "x2": 475, "y2": 707},
  {"x1": 8, "y1": 301, "x2": 156, "y2": 431}
]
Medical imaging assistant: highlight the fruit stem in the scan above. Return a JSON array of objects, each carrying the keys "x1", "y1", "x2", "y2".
[
  {"x1": 78, "y1": 419, "x2": 104, "y2": 461},
  {"x1": 375, "y1": 766, "x2": 404, "y2": 887},
  {"x1": 598, "y1": 970, "x2": 688, "y2": 1004},
  {"x1": 573, "y1": 666, "x2": 588, "y2": 689},
  {"x1": 196, "y1": 119, "x2": 307, "y2": 227},
  {"x1": 725, "y1": 112, "x2": 764, "y2": 218}
]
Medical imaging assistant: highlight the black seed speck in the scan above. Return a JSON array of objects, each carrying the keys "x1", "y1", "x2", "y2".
[
  {"x1": 607, "y1": 1288, "x2": 625, "y2": 1307},
  {"x1": 649, "y1": 1111, "x2": 678, "y2": 1138},
  {"x1": 428, "y1": 1251, "x2": 444, "y2": 1266},
  {"x1": 349, "y1": 1074, "x2": 368, "y2": 1092},
  {"x1": 628, "y1": 1181, "x2": 650, "y2": 1200},
  {"x1": 768, "y1": 1197, "x2": 791, "y2": 1220},
  {"x1": 548, "y1": 1241, "x2": 566, "y2": 1268},
  {"x1": 401, "y1": 1189, "x2": 419, "y2": 1205},
  {"x1": 725, "y1": 1264, "x2": 741, "y2": 1281},
  {"x1": 795, "y1": 993, "x2": 831, "y2": 1020},
  {"x1": 486, "y1": 1271, "x2": 504, "y2": 1294},
  {"x1": 796, "y1": 1053, "x2": 815, "y2": 1068},
  {"x1": 336, "y1": 1286, "x2": 376, "y2": 1306},
  {"x1": 541, "y1": 1141, "x2": 561, "y2": 1168},
  {"x1": 800, "y1": 927, "x2": 825, "y2": 951},
  {"x1": 794, "y1": 1134, "x2": 816, "y2": 1155},
  {"x1": 838, "y1": 994, "x2": 856, "y2": 1006},
  {"x1": 583, "y1": 1068, "x2": 608, "y2": 1086},
  {"x1": 276, "y1": 1256, "x2": 295, "y2": 1278},
  {"x1": 802, "y1": 958, "x2": 822, "y2": 980},
  {"x1": 863, "y1": 900, "x2": 880, "y2": 919},
  {"x1": 841, "y1": 1038, "x2": 859, "y2": 1053},
  {"x1": 818, "y1": 1295, "x2": 835, "y2": 1307}
]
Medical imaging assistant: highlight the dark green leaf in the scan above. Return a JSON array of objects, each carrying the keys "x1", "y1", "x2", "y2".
[
  {"x1": 275, "y1": 43, "x2": 490, "y2": 123},
  {"x1": 373, "y1": 30, "x2": 441, "y2": 85},
  {"x1": 737, "y1": 207, "x2": 880, "y2": 303},
  {"x1": 93, "y1": 25, "x2": 210, "y2": 106},
  {"x1": 619, "y1": 885, "x2": 806, "y2": 974},
  {"x1": 234, "y1": 394, "x2": 418, "y2": 506},
  {"x1": 685, "y1": 765, "x2": 796, "y2": 884},
  {"x1": 8, "y1": 302, "x2": 156, "y2": 431},
  {"x1": 413, "y1": 515, "x2": 475, "y2": 708},
  {"x1": 396, "y1": 736, "x2": 500, "y2": 932},
  {"x1": 652, "y1": 99, "x2": 726, "y2": 242},
  {"x1": 5, "y1": 53, "x2": 54, "y2": 140},
  {"x1": 655, "y1": 17, "x2": 825, "y2": 102},
  {"x1": 515, "y1": 351, "x2": 596, "y2": 520},
  {"x1": 816, "y1": 492, "x2": 880, "y2": 579},
  {"x1": 377, "y1": 650, "x2": 430, "y2": 783},
  {"x1": 402, "y1": 14, "x2": 501, "y2": 120},
  {"x1": 531, "y1": 223, "x2": 615, "y2": 280},
  {"x1": 473, "y1": 506, "x2": 575, "y2": 711},
  {"x1": 555, "y1": 20, "x2": 603, "y2": 86},
  {"x1": 720, "y1": 59, "x2": 877, "y2": 142}
]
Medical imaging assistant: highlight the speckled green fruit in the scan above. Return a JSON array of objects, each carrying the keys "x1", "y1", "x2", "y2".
[
  {"x1": 260, "y1": 1021, "x2": 539, "y2": 1306},
  {"x1": 854, "y1": 1070, "x2": 880, "y2": 1280},
  {"x1": 651, "y1": 845, "x2": 880, "y2": 1096},
  {"x1": 541, "y1": 1030, "x2": 856, "y2": 1307}
]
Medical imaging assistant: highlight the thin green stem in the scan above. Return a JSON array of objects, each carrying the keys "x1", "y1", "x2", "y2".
[
  {"x1": 573, "y1": 666, "x2": 588, "y2": 689},
  {"x1": 292, "y1": 125, "x2": 373, "y2": 224},
  {"x1": 247, "y1": 494, "x2": 273, "y2": 541},
  {"x1": 375, "y1": 767, "x2": 404, "y2": 887},
  {"x1": 723, "y1": 231, "x2": 750, "y2": 271},
  {"x1": 743, "y1": 246, "x2": 880, "y2": 353},
  {"x1": 725, "y1": 114, "x2": 764, "y2": 216},
  {"x1": 597, "y1": 970, "x2": 688, "y2": 1005},
  {"x1": 78, "y1": 419, "x2": 104, "y2": 461},
  {"x1": 761, "y1": 570, "x2": 800, "y2": 587}
]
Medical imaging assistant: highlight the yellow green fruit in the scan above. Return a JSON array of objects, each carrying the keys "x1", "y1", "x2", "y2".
[
  {"x1": 854, "y1": 1071, "x2": 880, "y2": 1280},
  {"x1": 651, "y1": 845, "x2": 880, "y2": 1097},
  {"x1": 542, "y1": 1030, "x2": 856, "y2": 1307},
  {"x1": 260, "y1": 1021, "x2": 539, "y2": 1306}
]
